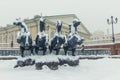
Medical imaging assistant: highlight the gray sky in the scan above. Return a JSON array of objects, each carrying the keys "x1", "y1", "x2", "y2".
[{"x1": 0, "y1": 0, "x2": 120, "y2": 34}]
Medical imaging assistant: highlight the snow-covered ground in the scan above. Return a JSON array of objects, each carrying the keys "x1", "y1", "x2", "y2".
[{"x1": 0, "y1": 55, "x2": 120, "y2": 80}]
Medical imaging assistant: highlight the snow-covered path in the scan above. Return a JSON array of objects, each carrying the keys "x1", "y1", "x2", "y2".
[{"x1": 0, "y1": 57, "x2": 120, "y2": 80}]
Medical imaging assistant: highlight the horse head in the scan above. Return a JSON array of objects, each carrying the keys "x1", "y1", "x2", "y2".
[
  {"x1": 39, "y1": 17, "x2": 46, "y2": 32},
  {"x1": 13, "y1": 19, "x2": 32, "y2": 47},
  {"x1": 70, "y1": 19, "x2": 80, "y2": 34},
  {"x1": 51, "y1": 20, "x2": 63, "y2": 44},
  {"x1": 73, "y1": 19, "x2": 80, "y2": 27},
  {"x1": 36, "y1": 17, "x2": 48, "y2": 46},
  {"x1": 13, "y1": 18, "x2": 28, "y2": 33},
  {"x1": 56, "y1": 20, "x2": 62, "y2": 34}
]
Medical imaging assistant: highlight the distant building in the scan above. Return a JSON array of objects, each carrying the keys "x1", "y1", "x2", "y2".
[
  {"x1": 0, "y1": 14, "x2": 91, "y2": 48},
  {"x1": 85, "y1": 30, "x2": 120, "y2": 45},
  {"x1": 90, "y1": 31, "x2": 112, "y2": 41}
]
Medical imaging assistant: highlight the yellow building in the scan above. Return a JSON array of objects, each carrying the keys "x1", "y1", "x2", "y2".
[{"x1": 0, "y1": 14, "x2": 91, "y2": 48}]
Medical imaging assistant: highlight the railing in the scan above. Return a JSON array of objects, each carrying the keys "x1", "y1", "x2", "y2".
[
  {"x1": 0, "y1": 42, "x2": 113, "y2": 56},
  {"x1": 0, "y1": 48, "x2": 112, "y2": 56},
  {"x1": 79, "y1": 48, "x2": 112, "y2": 55},
  {"x1": 85, "y1": 38, "x2": 120, "y2": 45}
]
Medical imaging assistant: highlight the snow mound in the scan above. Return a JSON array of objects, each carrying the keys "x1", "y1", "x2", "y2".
[{"x1": 15, "y1": 55, "x2": 79, "y2": 70}]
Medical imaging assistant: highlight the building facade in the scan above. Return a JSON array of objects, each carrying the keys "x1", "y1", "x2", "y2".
[
  {"x1": 0, "y1": 14, "x2": 91, "y2": 48},
  {"x1": 85, "y1": 30, "x2": 120, "y2": 45}
]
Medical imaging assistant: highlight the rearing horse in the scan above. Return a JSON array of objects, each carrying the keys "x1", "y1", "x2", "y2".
[
  {"x1": 35, "y1": 17, "x2": 48, "y2": 55},
  {"x1": 13, "y1": 18, "x2": 34, "y2": 57},
  {"x1": 63, "y1": 19, "x2": 84, "y2": 56},
  {"x1": 49, "y1": 20, "x2": 65, "y2": 55}
]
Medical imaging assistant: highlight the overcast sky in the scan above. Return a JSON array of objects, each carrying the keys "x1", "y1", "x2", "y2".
[{"x1": 0, "y1": 0, "x2": 120, "y2": 34}]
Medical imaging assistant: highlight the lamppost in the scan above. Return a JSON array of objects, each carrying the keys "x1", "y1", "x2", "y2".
[{"x1": 107, "y1": 16, "x2": 118, "y2": 43}]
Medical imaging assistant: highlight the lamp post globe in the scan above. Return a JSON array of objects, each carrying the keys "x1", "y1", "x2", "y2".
[{"x1": 107, "y1": 16, "x2": 118, "y2": 43}]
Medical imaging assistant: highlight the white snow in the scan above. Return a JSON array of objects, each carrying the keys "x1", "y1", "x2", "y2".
[
  {"x1": 0, "y1": 56, "x2": 120, "y2": 80},
  {"x1": 17, "y1": 55, "x2": 79, "y2": 63}
]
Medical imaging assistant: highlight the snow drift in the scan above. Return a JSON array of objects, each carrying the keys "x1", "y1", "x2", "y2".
[{"x1": 0, "y1": 55, "x2": 120, "y2": 80}]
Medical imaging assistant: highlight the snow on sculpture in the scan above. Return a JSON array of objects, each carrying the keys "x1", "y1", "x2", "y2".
[
  {"x1": 49, "y1": 20, "x2": 65, "y2": 55},
  {"x1": 35, "y1": 17, "x2": 48, "y2": 55},
  {"x1": 13, "y1": 18, "x2": 34, "y2": 57},
  {"x1": 63, "y1": 19, "x2": 84, "y2": 56}
]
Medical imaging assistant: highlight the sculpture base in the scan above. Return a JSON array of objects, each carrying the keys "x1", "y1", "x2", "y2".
[{"x1": 14, "y1": 55, "x2": 79, "y2": 70}]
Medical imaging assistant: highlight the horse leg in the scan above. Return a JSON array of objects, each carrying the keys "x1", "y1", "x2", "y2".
[
  {"x1": 35, "y1": 46, "x2": 39, "y2": 55},
  {"x1": 64, "y1": 49, "x2": 67, "y2": 55},
  {"x1": 20, "y1": 46, "x2": 24, "y2": 57},
  {"x1": 56, "y1": 49, "x2": 60, "y2": 55},
  {"x1": 72, "y1": 49, "x2": 76, "y2": 56},
  {"x1": 30, "y1": 46, "x2": 34, "y2": 55},
  {"x1": 63, "y1": 47, "x2": 67, "y2": 55},
  {"x1": 49, "y1": 46, "x2": 52, "y2": 54},
  {"x1": 43, "y1": 47, "x2": 47, "y2": 55}
]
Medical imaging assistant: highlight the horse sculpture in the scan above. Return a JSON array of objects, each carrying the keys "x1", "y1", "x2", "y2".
[
  {"x1": 63, "y1": 19, "x2": 84, "y2": 56},
  {"x1": 35, "y1": 17, "x2": 48, "y2": 55},
  {"x1": 49, "y1": 20, "x2": 65, "y2": 55},
  {"x1": 13, "y1": 18, "x2": 34, "y2": 57}
]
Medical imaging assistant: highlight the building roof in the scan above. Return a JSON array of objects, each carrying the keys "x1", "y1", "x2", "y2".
[{"x1": 41, "y1": 14, "x2": 91, "y2": 36}]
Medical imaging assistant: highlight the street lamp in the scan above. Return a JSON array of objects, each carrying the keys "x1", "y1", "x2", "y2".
[{"x1": 107, "y1": 16, "x2": 118, "y2": 43}]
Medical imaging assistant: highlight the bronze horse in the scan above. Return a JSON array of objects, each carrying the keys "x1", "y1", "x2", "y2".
[
  {"x1": 35, "y1": 17, "x2": 48, "y2": 55},
  {"x1": 49, "y1": 20, "x2": 65, "y2": 55},
  {"x1": 63, "y1": 19, "x2": 84, "y2": 56},
  {"x1": 13, "y1": 19, "x2": 34, "y2": 57}
]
